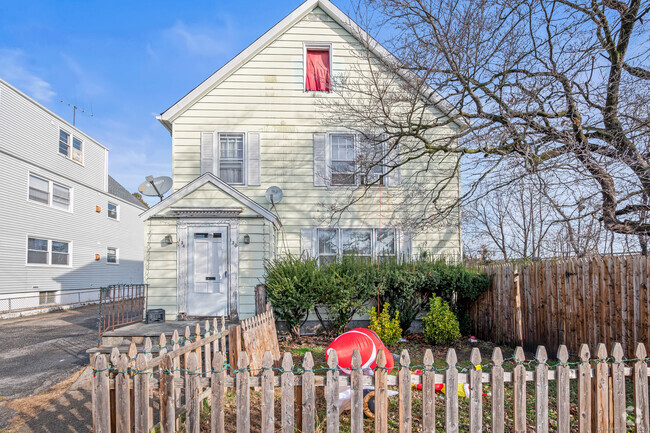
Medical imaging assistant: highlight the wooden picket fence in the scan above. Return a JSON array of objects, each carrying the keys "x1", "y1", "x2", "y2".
[
  {"x1": 92, "y1": 340, "x2": 650, "y2": 433},
  {"x1": 470, "y1": 255, "x2": 650, "y2": 357}
]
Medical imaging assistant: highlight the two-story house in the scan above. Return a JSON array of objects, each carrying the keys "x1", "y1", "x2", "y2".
[
  {"x1": 0, "y1": 79, "x2": 146, "y2": 311},
  {"x1": 142, "y1": 0, "x2": 463, "y2": 320}
]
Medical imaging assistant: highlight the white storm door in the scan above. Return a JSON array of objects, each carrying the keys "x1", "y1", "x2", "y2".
[{"x1": 187, "y1": 228, "x2": 228, "y2": 316}]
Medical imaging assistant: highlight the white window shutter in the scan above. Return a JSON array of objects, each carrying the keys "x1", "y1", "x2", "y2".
[
  {"x1": 400, "y1": 230, "x2": 412, "y2": 260},
  {"x1": 248, "y1": 132, "x2": 261, "y2": 186},
  {"x1": 200, "y1": 132, "x2": 215, "y2": 175},
  {"x1": 300, "y1": 228, "x2": 315, "y2": 258},
  {"x1": 313, "y1": 133, "x2": 327, "y2": 186},
  {"x1": 385, "y1": 141, "x2": 401, "y2": 187}
]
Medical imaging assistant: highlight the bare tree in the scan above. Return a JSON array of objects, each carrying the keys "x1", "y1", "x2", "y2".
[{"x1": 324, "y1": 0, "x2": 650, "y2": 239}]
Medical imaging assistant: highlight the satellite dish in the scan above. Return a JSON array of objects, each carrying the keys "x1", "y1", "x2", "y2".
[
  {"x1": 265, "y1": 186, "x2": 283, "y2": 204},
  {"x1": 138, "y1": 176, "x2": 173, "y2": 202}
]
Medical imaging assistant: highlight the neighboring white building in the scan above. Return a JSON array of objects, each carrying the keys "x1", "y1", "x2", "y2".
[
  {"x1": 143, "y1": 0, "x2": 463, "y2": 320},
  {"x1": 0, "y1": 79, "x2": 146, "y2": 310}
]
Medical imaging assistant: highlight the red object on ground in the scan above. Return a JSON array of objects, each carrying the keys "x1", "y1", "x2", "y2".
[
  {"x1": 326, "y1": 328, "x2": 394, "y2": 374},
  {"x1": 305, "y1": 49, "x2": 331, "y2": 91}
]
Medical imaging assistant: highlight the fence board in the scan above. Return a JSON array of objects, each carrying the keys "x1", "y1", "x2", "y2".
[
  {"x1": 374, "y1": 350, "x2": 388, "y2": 433},
  {"x1": 160, "y1": 354, "x2": 174, "y2": 433},
  {"x1": 399, "y1": 350, "x2": 412, "y2": 433},
  {"x1": 611, "y1": 343, "x2": 626, "y2": 433},
  {"x1": 281, "y1": 353, "x2": 295, "y2": 433},
  {"x1": 491, "y1": 348, "x2": 504, "y2": 433},
  {"x1": 513, "y1": 347, "x2": 526, "y2": 433},
  {"x1": 236, "y1": 351, "x2": 250, "y2": 433},
  {"x1": 422, "y1": 350, "x2": 435, "y2": 433},
  {"x1": 634, "y1": 343, "x2": 649, "y2": 433},
  {"x1": 535, "y1": 346, "x2": 548, "y2": 433},
  {"x1": 326, "y1": 350, "x2": 340, "y2": 433},
  {"x1": 577, "y1": 344, "x2": 591, "y2": 433},
  {"x1": 134, "y1": 355, "x2": 150, "y2": 433},
  {"x1": 211, "y1": 352, "x2": 226, "y2": 433},
  {"x1": 593, "y1": 344, "x2": 610, "y2": 432},
  {"x1": 186, "y1": 352, "x2": 201, "y2": 433},
  {"x1": 445, "y1": 349, "x2": 459, "y2": 433},
  {"x1": 556, "y1": 346, "x2": 570, "y2": 433},
  {"x1": 350, "y1": 350, "x2": 363, "y2": 433},
  {"x1": 92, "y1": 354, "x2": 111, "y2": 433},
  {"x1": 469, "y1": 348, "x2": 482, "y2": 433},
  {"x1": 302, "y1": 352, "x2": 316, "y2": 433},
  {"x1": 261, "y1": 351, "x2": 274, "y2": 433}
]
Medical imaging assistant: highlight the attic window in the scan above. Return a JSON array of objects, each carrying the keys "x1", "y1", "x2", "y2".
[{"x1": 305, "y1": 46, "x2": 331, "y2": 92}]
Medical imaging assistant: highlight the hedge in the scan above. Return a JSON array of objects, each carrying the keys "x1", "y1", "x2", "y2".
[{"x1": 264, "y1": 255, "x2": 490, "y2": 338}]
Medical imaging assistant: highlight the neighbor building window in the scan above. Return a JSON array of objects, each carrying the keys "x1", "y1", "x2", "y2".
[
  {"x1": 330, "y1": 134, "x2": 356, "y2": 185},
  {"x1": 305, "y1": 46, "x2": 331, "y2": 92},
  {"x1": 27, "y1": 238, "x2": 70, "y2": 266},
  {"x1": 28, "y1": 174, "x2": 71, "y2": 211},
  {"x1": 108, "y1": 202, "x2": 118, "y2": 220},
  {"x1": 107, "y1": 247, "x2": 118, "y2": 264},
  {"x1": 58, "y1": 128, "x2": 84, "y2": 163},
  {"x1": 316, "y1": 228, "x2": 396, "y2": 264},
  {"x1": 219, "y1": 133, "x2": 245, "y2": 184},
  {"x1": 39, "y1": 291, "x2": 56, "y2": 305},
  {"x1": 58, "y1": 129, "x2": 70, "y2": 156}
]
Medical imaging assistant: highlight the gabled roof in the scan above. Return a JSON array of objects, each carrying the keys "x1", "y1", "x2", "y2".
[
  {"x1": 156, "y1": 0, "x2": 467, "y2": 131},
  {"x1": 139, "y1": 172, "x2": 279, "y2": 227},
  {"x1": 108, "y1": 175, "x2": 148, "y2": 209}
]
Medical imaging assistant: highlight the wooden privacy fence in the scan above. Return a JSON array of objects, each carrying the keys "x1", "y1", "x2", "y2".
[
  {"x1": 93, "y1": 341, "x2": 650, "y2": 433},
  {"x1": 470, "y1": 255, "x2": 650, "y2": 357}
]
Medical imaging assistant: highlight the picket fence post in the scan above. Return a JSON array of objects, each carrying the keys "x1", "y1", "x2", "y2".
[
  {"x1": 326, "y1": 350, "x2": 340, "y2": 433},
  {"x1": 92, "y1": 354, "x2": 111, "y2": 433},
  {"x1": 422, "y1": 349, "x2": 435, "y2": 433}
]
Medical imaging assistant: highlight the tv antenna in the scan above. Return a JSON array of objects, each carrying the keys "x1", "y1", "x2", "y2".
[
  {"x1": 138, "y1": 175, "x2": 173, "y2": 202},
  {"x1": 60, "y1": 100, "x2": 93, "y2": 126}
]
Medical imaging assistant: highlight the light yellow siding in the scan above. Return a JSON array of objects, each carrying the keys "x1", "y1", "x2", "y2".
[{"x1": 146, "y1": 6, "x2": 461, "y2": 319}]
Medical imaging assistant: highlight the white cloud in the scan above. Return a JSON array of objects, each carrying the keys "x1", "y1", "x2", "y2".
[
  {"x1": 163, "y1": 19, "x2": 236, "y2": 58},
  {"x1": 0, "y1": 48, "x2": 55, "y2": 103}
]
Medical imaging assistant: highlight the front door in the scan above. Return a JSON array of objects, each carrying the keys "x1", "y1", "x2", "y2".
[{"x1": 187, "y1": 227, "x2": 228, "y2": 316}]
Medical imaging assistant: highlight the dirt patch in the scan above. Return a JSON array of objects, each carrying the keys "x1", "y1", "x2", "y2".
[{"x1": 0, "y1": 367, "x2": 85, "y2": 433}]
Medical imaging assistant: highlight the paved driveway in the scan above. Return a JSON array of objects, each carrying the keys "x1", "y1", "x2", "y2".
[{"x1": 0, "y1": 306, "x2": 98, "y2": 431}]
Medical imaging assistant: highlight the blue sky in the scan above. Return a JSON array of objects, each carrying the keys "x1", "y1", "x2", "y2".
[{"x1": 0, "y1": 0, "x2": 353, "y2": 196}]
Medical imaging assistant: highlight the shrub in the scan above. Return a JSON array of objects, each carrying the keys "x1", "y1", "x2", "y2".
[
  {"x1": 368, "y1": 303, "x2": 402, "y2": 346},
  {"x1": 376, "y1": 260, "x2": 427, "y2": 333},
  {"x1": 314, "y1": 256, "x2": 379, "y2": 335},
  {"x1": 264, "y1": 255, "x2": 319, "y2": 338},
  {"x1": 422, "y1": 295, "x2": 461, "y2": 345}
]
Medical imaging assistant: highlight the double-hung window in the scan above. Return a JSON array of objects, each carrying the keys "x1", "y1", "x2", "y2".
[
  {"x1": 219, "y1": 133, "x2": 245, "y2": 184},
  {"x1": 58, "y1": 130, "x2": 70, "y2": 157},
  {"x1": 28, "y1": 174, "x2": 71, "y2": 211},
  {"x1": 316, "y1": 227, "x2": 397, "y2": 264},
  {"x1": 107, "y1": 247, "x2": 118, "y2": 264},
  {"x1": 330, "y1": 134, "x2": 356, "y2": 186},
  {"x1": 27, "y1": 237, "x2": 70, "y2": 266},
  {"x1": 58, "y1": 128, "x2": 83, "y2": 163},
  {"x1": 108, "y1": 202, "x2": 119, "y2": 220}
]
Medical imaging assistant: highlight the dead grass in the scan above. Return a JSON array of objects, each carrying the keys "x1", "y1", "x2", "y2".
[{"x1": 0, "y1": 367, "x2": 86, "y2": 433}]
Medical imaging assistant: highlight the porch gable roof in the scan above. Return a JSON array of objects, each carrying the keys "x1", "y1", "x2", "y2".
[{"x1": 139, "y1": 172, "x2": 279, "y2": 227}]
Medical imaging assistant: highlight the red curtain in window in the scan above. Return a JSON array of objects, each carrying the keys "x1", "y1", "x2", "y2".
[{"x1": 306, "y1": 49, "x2": 331, "y2": 91}]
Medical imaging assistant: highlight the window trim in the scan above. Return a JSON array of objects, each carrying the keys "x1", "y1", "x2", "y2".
[
  {"x1": 315, "y1": 227, "x2": 397, "y2": 263},
  {"x1": 106, "y1": 247, "x2": 119, "y2": 265},
  {"x1": 27, "y1": 172, "x2": 73, "y2": 213},
  {"x1": 216, "y1": 131, "x2": 248, "y2": 186},
  {"x1": 303, "y1": 42, "x2": 333, "y2": 93},
  {"x1": 107, "y1": 202, "x2": 119, "y2": 221},
  {"x1": 57, "y1": 128, "x2": 84, "y2": 165},
  {"x1": 26, "y1": 236, "x2": 72, "y2": 267}
]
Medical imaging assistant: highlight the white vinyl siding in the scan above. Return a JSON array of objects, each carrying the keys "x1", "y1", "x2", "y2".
[
  {"x1": 27, "y1": 237, "x2": 70, "y2": 266},
  {"x1": 28, "y1": 174, "x2": 71, "y2": 211}
]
